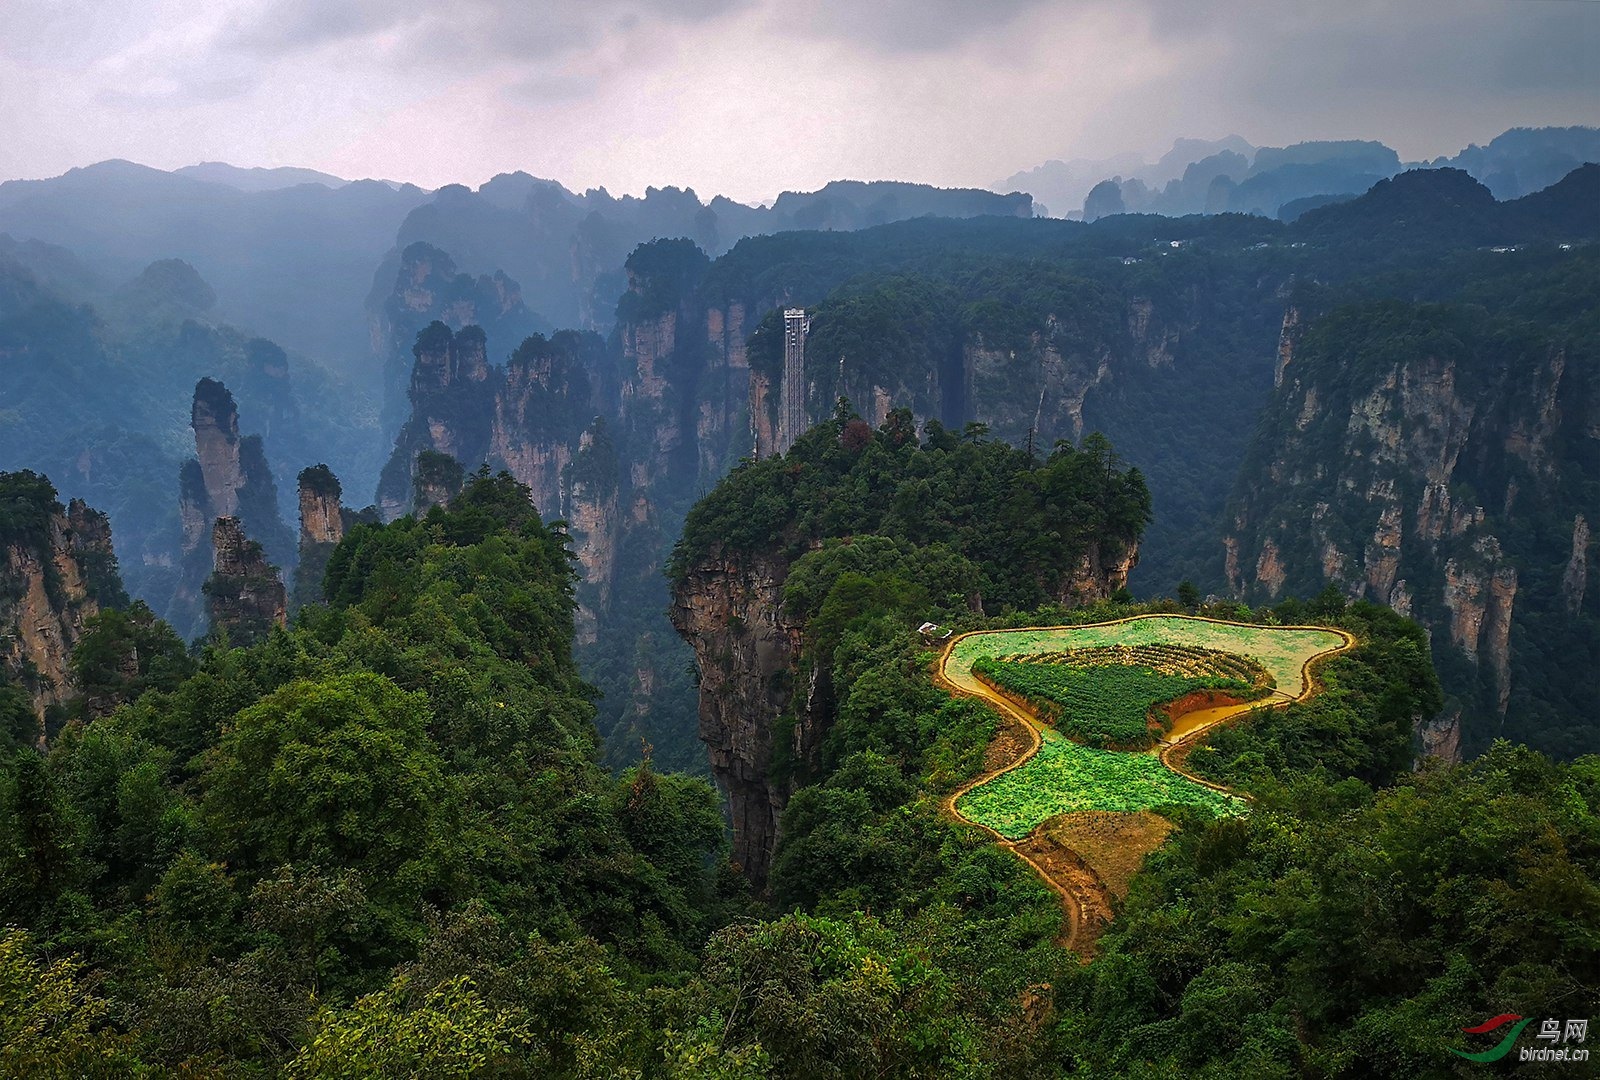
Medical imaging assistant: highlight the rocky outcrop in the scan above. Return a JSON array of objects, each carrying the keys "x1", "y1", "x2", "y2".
[
  {"x1": 749, "y1": 370, "x2": 778, "y2": 461},
  {"x1": 1437, "y1": 543, "x2": 1519, "y2": 721},
  {"x1": 1274, "y1": 306, "x2": 1302, "y2": 388},
  {"x1": 169, "y1": 380, "x2": 294, "y2": 638},
  {"x1": 1416, "y1": 706, "x2": 1463, "y2": 765},
  {"x1": 293, "y1": 465, "x2": 344, "y2": 608},
  {"x1": 377, "y1": 323, "x2": 496, "y2": 519},
  {"x1": 1254, "y1": 538, "x2": 1286, "y2": 597},
  {"x1": 0, "y1": 476, "x2": 123, "y2": 746},
  {"x1": 668, "y1": 548, "x2": 805, "y2": 884},
  {"x1": 1564, "y1": 515, "x2": 1590, "y2": 614},
  {"x1": 205, "y1": 517, "x2": 286, "y2": 645},
  {"x1": 1225, "y1": 298, "x2": 1596, "y2": 754},
  {"x1": 370, "y1": 242, "x2": 544, "y2": 433},
  {"x1": 1060, "y1": 540, "x2": 1140, "y2": 604},
  {"x1": 1127, "y1": 297, "x2": 1179, "y2": 369},
  {"x1": 297, "y1": 466, "x2": 344, "y2": 549},
  {"x1": 380, "y1": 321, "x2": 609, "y2": 522},
  {"x1": 191, "y1": 378, "x2": 245, "y2": 522},
  {"x1": 1484, "y1": 564, "x2": 1516, "y2": 717}
]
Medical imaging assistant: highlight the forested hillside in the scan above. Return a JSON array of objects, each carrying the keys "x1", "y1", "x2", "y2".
[
  {"x1": 665, "y1": 417, "x2": 1600, "y2": 1077},
  {"x1": 0, "y1": 472, "x2": 734, "y2": 1074},
  {"x1": 2, "y1": 417, "x2": 1597, "y2": 1076},
  {"x1": 0, "y1": 249, "x2": 382, "y2": 616},
  {"x1": 669, "y1": 412, "x2": 1150, "y2": 880}
]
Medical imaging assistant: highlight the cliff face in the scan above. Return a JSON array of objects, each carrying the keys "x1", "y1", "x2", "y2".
[
  {"x1": 1416, "y1": 706, "x2": 1463, "y2": 765},
  {"x1": 1060, "y1": 540, "x2": 1140, "y2": 604},
  {"x1": 206, "y1": 517, "x2": 287, "y2": 645},
  {"x1": 377, "y1": 324, "x2": 496, "y2": 518},
  {"x1": 490, "y1": 334, "x2": 597, "y2": 515},
  {"x1": 0, "y1": 480, "x2": 123, "y2": 747},
  {"x1": 699, "y1": 302, "x2": 753, "y2": 480},
  {"x1": 668, "y1": 548, "x2": 805, "y2": 883},
  {"x1": 1563, "y1": 514, "x2": 1590, "y2": 614},
  {"x1": 370, "y1": 241, "x2": 545, "y2": 433},
  {"x1": 1225, "y1": 302, "x2": 1598, "y2": 757},
  {"x1": 745, "y1": 285, "x2": 1181, "y2": 462},
  {"x1": 670, "y1": 527, "x2": 1138, "y2": 887},
  {"x1": 170, "y1": 380, "x2": 294, "y2": 638},
  {"x1": 967, "y1": 330, "x2": 1114, "y2": 448},
  {"x1": 293, "y1": 464, "x2": 345, "y2": 608},
  {"x1": 564, "y1": 422, "x2": 620, "y2": 645}
]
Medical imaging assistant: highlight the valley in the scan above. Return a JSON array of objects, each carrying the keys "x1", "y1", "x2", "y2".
[{"x1": 0, "y1": 124, "x2": 1595, "y2": 1076}]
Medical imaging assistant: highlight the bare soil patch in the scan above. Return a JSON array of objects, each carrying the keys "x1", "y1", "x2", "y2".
[
  {"x1": 1012, "y1": 833, "x2": 1115, "y2": 958},
  {"x1": 1039, "y1": 811, "x2": 1175, "y2": 902},
  {"x1": 982, "y1": 709, "x2": 1035, "y2": 773}
]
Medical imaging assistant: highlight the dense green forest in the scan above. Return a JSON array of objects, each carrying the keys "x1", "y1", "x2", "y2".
[
  {"x1": 2, "y1": 163, "x2": 1598, "y2": 1075},
  {"x1": 0, "y1": 473, "x2": 734, "y2": 1074},
  {"x1": 672, "y1": 407, "x2": 1151, "y2": 614},
  {"x1": 672, "y1": 413, "x2": 1599, "y2": 1076},
  {"x1": 3, "y1": 423, "x2": 1598, "y2": 1075}
]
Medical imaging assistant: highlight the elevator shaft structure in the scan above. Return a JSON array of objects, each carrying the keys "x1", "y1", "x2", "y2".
[{"x1": 776, "y1": 307, "x2": 810, "y2": 456}]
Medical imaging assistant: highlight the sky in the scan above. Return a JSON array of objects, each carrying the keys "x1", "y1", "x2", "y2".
[{"x1": 1, "y1": 0, "x2": 1595, "y2": 202}]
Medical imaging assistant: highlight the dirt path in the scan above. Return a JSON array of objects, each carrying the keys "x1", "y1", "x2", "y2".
[
  {"x1": 934, "y1": 662, "x2": 1089, "y2": 950},
  {"x1": 934, "y1": 618, "x2": 1354, "y2": 958}
]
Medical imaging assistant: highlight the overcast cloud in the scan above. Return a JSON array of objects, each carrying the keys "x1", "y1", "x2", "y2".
[{"x1": 0, "y1": 0, "x2": 1593, "y2": 201}]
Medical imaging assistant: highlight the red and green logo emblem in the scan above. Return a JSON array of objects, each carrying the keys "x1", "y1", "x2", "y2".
[{"x1": 1452, "y1": 1015, "x2": 1534, "y2": 1063}]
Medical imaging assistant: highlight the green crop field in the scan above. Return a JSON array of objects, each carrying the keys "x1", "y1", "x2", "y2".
[
  {"x1": 954, "y1": 729, "x2": 1244, "y2": 840},
  {"x1": 945, "y1": 616, "x2": 1346, "y2": 841},
  {"x1": 947, "y1": 616, "x2": 1347, "y2": 698},
  {"x1": 974, "y1": 660, "x2": 1245, "y2": 748},
  {"x1": 973, "y1": 644, "x2": 1270, "y2": 748}
]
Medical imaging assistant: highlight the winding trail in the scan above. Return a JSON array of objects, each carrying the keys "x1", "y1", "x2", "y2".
[{"x1": 934, "y1": 615, "x2": 1354, "y2": 956}]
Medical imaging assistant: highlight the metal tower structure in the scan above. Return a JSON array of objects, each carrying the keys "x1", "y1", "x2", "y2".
[{"x1": 776, "y1": 307, "x2": 810, "y2": 455}]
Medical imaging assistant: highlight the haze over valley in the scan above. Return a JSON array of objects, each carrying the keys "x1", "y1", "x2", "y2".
[{"x1": 0, "y1": 2, "x2": 1596, "y2": 1074}]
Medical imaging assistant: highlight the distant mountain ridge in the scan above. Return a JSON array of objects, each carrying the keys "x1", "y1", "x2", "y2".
[
  {"x1": 1003, "y1": 125, "x2": 1600, "y2": 222},
  {"x1": 174, "y1": 162, "x2": 361, "y2": 192},
  {"x1": 0, "y1": 161, "x2": 1030, "y2": 394},
  {"x1": 0, "y1": 160, "x2": 432, "y2": 373},
  {"x1": 370, "y1": 175, "x2": 1033, "y2": 344}
]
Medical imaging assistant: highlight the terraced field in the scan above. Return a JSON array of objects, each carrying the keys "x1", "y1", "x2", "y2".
[
  {"x1": 946, "y1": 617, "x2": 1346, "y2": 700},
  {"x1": 939, "y1": 614, "x2": 1351, "y2": 954},
  {"x1": 955, "y1": 728, "x2": 1244, "y2": 839},
  {"x1": 973, "y1": 644, "x2": 1272, "y2": 748}
]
